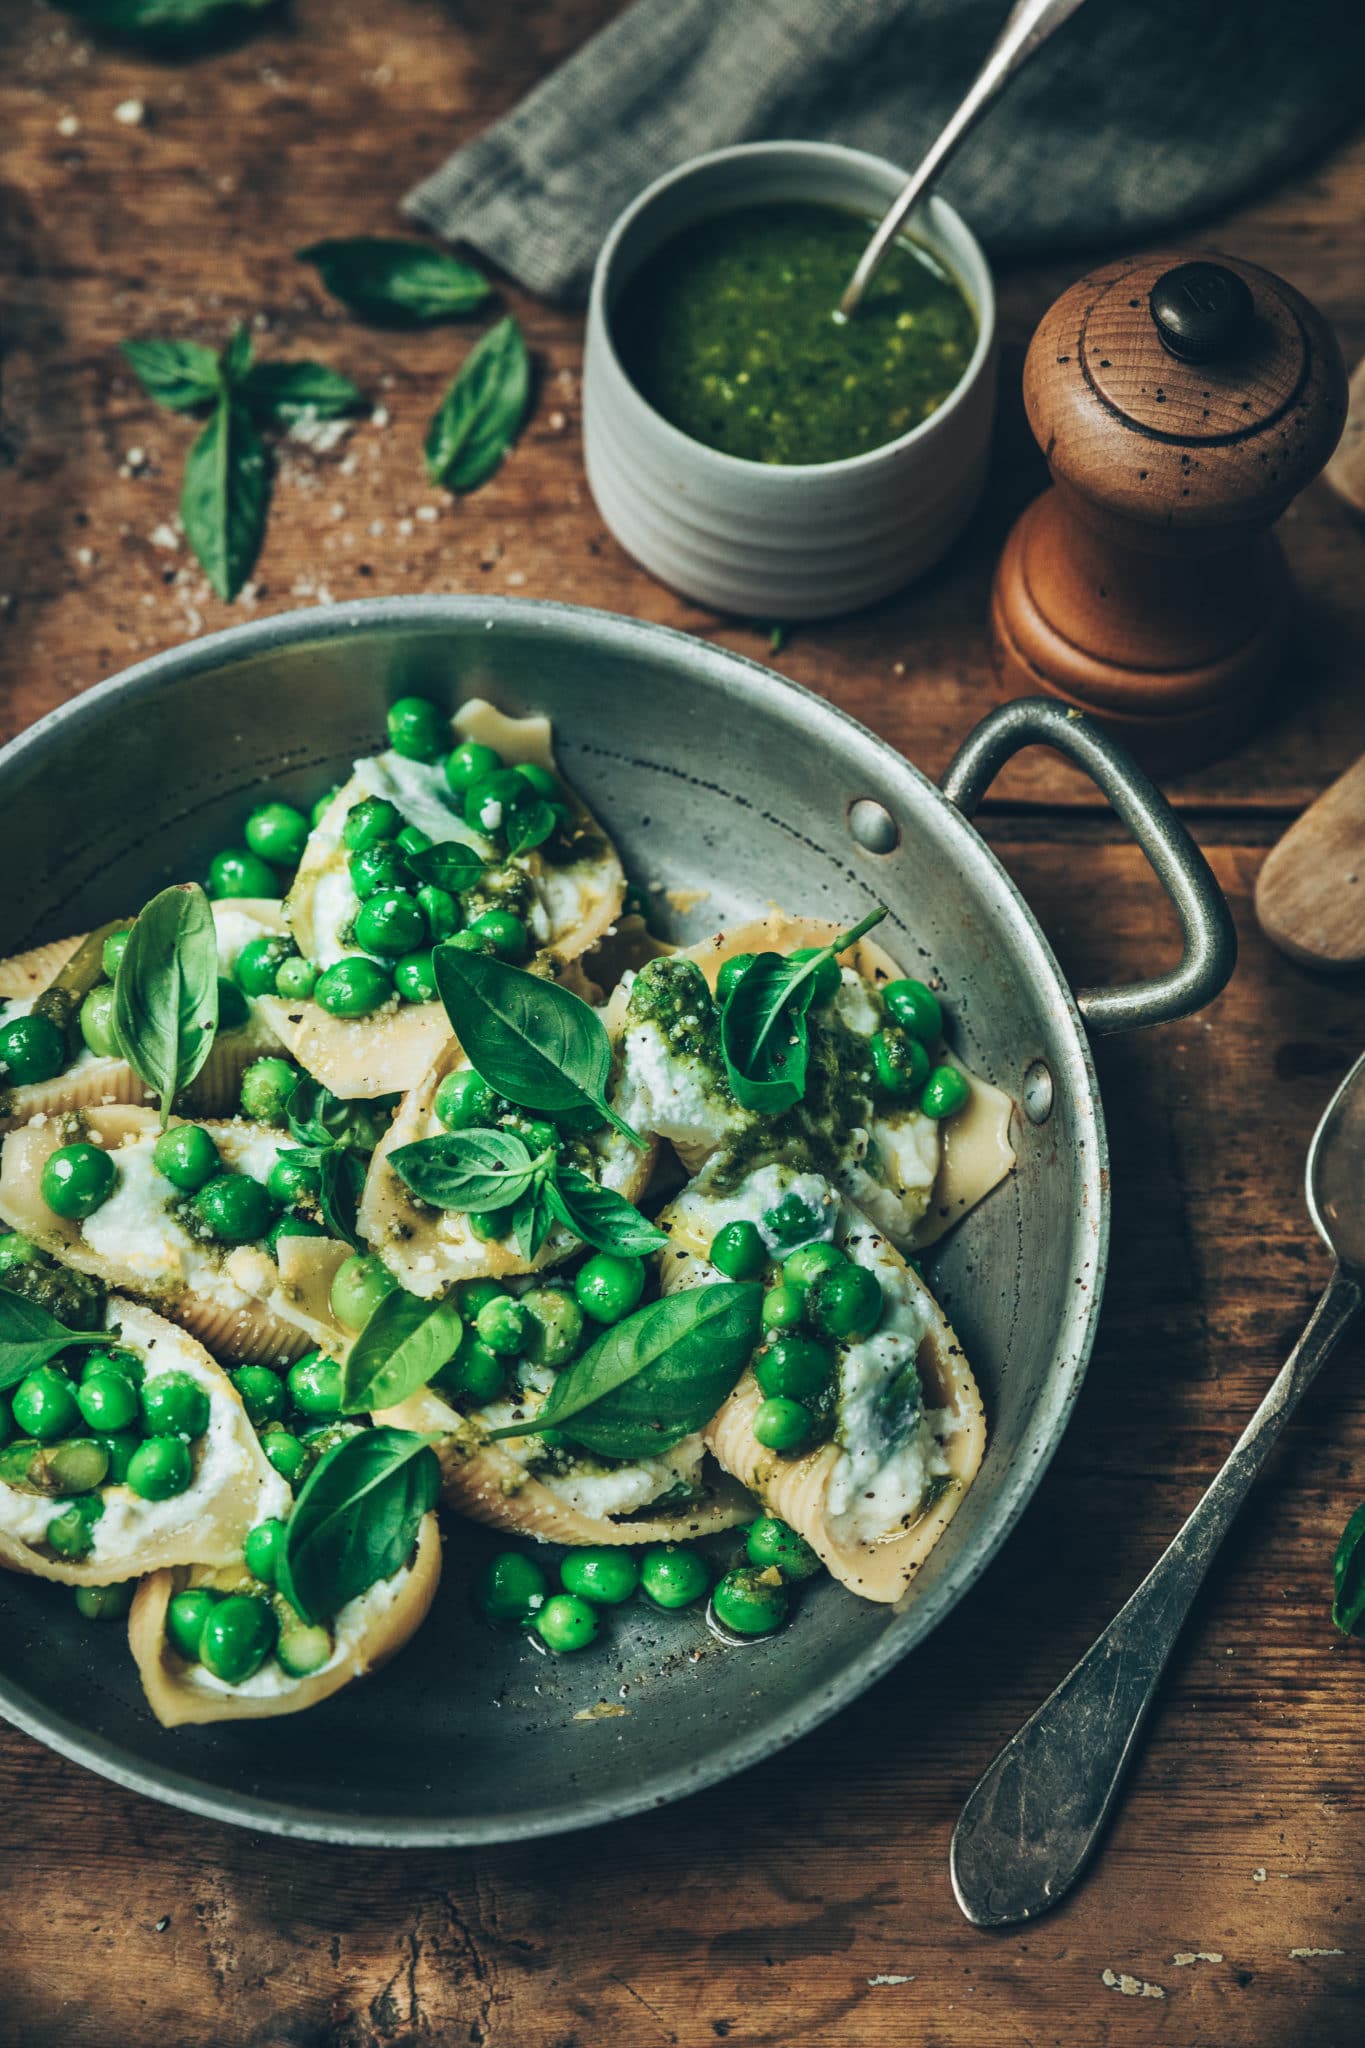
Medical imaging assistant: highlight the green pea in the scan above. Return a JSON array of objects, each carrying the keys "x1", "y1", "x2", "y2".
[
  {"x1": 127, "y1": 1436, "x2": 192, "y2": 1501},
  {"x1": 193, "y1": 1172, "x2": 275, "y2": 1245},
  {"x1": 274, "y1": 955, "x2": 318, "y2": 1000},
  {"x1": 434, "y1": 1068, "x2": 496, "y2": 1131},
  {"x1": 462, "y1": 768, "x2": 529, "y2": 839},
  {"x1": 0, "y1": 1232, "x2": 43, "y2": 1275},
  {"x1": 207, "y1": 848, "x2": 277, "y2": 900},
  {"x1": 239, "y1": 1056, "x2": 300, "y2": 1127},
  {"x1": 745, "y1": 1516, "x2": 823, "y2": 1580},
  {"x1": 466, "y1": 909, "x2": 528, "y2": 962},
  {"x1": 354, "y1": 888, "x2": 426, "y2": 960},
  {"x1": 533, "y1": 1592, "x2": 599, "y2": 1654},
  {"x1": 443, "y1": 739, "x2": 501, "y2": 795},
  {"x1": 475, "y1": 1295, "x2": 530, "y2": 1358},
  {"x1": 521, "y1": 1286, "x2": 585, "y2": 1369},
  {"x1": 166, "y1": 1586, "x2": 220, "y2": 1661},
  {"x1": 0, "y1": 1011, "x2": 66, "y2": 1088},
  {"x1": 711, "y1": 1566, "x2": 789, "y2": 1637},
  {"x1": 639, "y1": 1543, "x2": 710, "y2": 1610},
  {"x1": 244, "y1": 1517, "x2": 287, "y2": 1583},
  {"x1": 101, "y1": 929, "x2": 130, "y2": 980},
  {"x1": 75, "y1": 1581, "x2": 134, "y2": 1622},
  {"x1": 12, "y1": 1367, "x2": 81, "y2": 1442},
  {"x1": 75, "y1": 1371, "x2": 139, "y2": 1435},
  {"x1": 265, "y1": 1211, "x2": 324, "y2": 1252},
  {"x1": 387, "y1": 695, "x2": 448, "y2": 763},
  {"x1": 789, "y1": 945, "x2": 841, "y2": 1005},
  {"x1": 267, "y1": 1151, "x2": 320, "y2": 1208},
  {"x1": 416, "y1": 883, "x2": 460, "y2": 942},
  {"x1": 709, "y1": 1220, "x2": 767, "y2": 1281},
  {"x1": 574, "y1": 1254, "x2": 645, "y2": 1324},
  {"x1": 456, "y1": 1278, "x2": 505, "y2": 1319},
  {"x1": 314, "y1": 957, "x2": 392, "y2": 1018},
  {"x1": 476, "y1": 1549, "x2": 548, "y2": 1627},
  {"x1": 753, "y1": 1396, "x2": 814, "y2": 1453},
  {"x1": 882, "y1": 977, "x2": 943, "y2": 1043},
  {"x1": 330, "y1": 1252, "x2": 400, "y2": 1332},
  {"x1": 0, "y1": 1435, "x2": 108, "y2": 1494},
  {"x1": 349, "y1": 842, "x2": 414, "y2": 900},
  {"x1": 235, "y1": 935, "x2": 294, "y2": 998},
  {"x1": 262, "y1": 1429, "x2": 310, "y2": 1487},
  {"x1": 45, "y1": 1493, "x2": 105, "y2": 1560},
  {"x1": 82, "y1": 1346, "x2": 144, "y2": 1388},
  {"x1": 200, "y1": 1592, "x2": 278, "y2": 1684},
  {"x1": 153, "y1": 1123, "x2": 220, "y2": 1192},
  {"x1": 870, "y1": 1026, "x2": 929, "y2": 1101},
  {"x1": 715, "y1": 953, "x2": 756, "y2": 1005},
  {"x1": 97, "y1": 1430, "x2": 140, "y2": 1484},
  {"x1": 287, "y1": 1352, "x2": 344, "y2": 1418},
  {"x1": 342, "y1": 797, "x2": 402, "y2": 852},
  {"x1": 230, "y1": 1364, "x2": 287, "y2": 1429},
  {"x1": 41, "y1": 1142, "x2": 116, "y2": 1220},
  {"x1": 277, "y1": 1624, "x2": 333, "y2": 1677},
  {"x1": 920, "y1": 1064, "x2": 971, "y2": 1120},
  {"x1": 434, "y1": 1330, "x2": 505, "y2": 1405},
  {"x1": 141, "y1": 1371, "x2": 210, "y2": 1440},
  {"x1": 754, "y1": 1335, "x2": 834, "y2": 1405},
  {"x1": 782, "y1": 1242, "x2": 845, "y2": 1290},
  {"x1": 807, "y1": 1263, "x2": 883, "y2": 1343},
  {"x1": 512, "y1": 761, "x2": 559, "y2": 801},
  {"x1": 467, "y1": 1210, "x2": 506, "y2": 1243},
  {"x1": 310, "y1": 787, "x2": 339, "y2": 829},
  {"x1": 560, "y1": 1548, "x2": 639, "y2": 1607},
  {"x1": 79, "y1": 984, "x2": 119, "y2": 1059},
  {"x1": 443, "y1": 929, "x2": 495, "y2": 958},
  {"x1": 759, "y1": 1284, "x2": 805, "y2": 1337},
  {"x1": 245, "y1": 800, "x2": 309, "y2": 868},
  {"x1": 396, "y1": 824, "x2": 433, "y2": 857},
  {"x1": 216, "y1": 978, "x2": 251, "y2": 1031},
  {"x1": 393, "y1": 950, "x2": 437, "y2": 1004}
]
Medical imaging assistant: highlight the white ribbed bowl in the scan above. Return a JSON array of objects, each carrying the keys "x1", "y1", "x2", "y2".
[{"x1": 583, "y1": 141, "x2": 997, "y2": 620}]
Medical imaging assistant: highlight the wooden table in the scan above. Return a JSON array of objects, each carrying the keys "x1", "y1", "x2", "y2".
[{"x1": 2, "y1": 6, "x2": 1363, "y2": 2043}]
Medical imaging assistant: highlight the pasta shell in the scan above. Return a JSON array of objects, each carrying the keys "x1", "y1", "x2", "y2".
[{"x1": 128, "y1": 1511, "x2": 441, "y2": 1727}]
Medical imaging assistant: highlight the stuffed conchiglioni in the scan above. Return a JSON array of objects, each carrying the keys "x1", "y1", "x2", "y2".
[
  {"x1": 659, "y1": 1161, "x2": 985, "y2": 1604},
  {"x1": 0, "y1": 1106, "x2": 350, "y2": 1364},
  {"x1": 255, "y1": 697, "x2": 626, "y2": 1098},
  {"x1": 129, "y1": 1511, "x2": 441, "y2": 1726},
  {"x1": 0, "y1": 900, "x2": 289, "y2": 1131},
  {"x1": 0, "y1": 1298, "x2": 290, "y2": 1586},
  {"x1": 608, "y1": 910, "x2": 1014, "y2": 1250}
]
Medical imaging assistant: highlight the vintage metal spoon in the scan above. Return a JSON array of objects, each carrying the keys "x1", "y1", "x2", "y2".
[
  {"x1": 950, "y1": 1049, "x2": 1365, "y2": 1927},
  {"x1": 838, "y1": 0, "x2": 1089, "y2": 320}
]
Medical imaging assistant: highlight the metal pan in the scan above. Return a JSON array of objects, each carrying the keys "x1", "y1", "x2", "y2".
[{"x1": 0, "y1": 597, "x2": 1235, "y2": 1845}]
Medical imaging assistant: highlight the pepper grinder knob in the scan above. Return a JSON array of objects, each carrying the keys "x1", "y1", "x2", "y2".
[{"x1": 990, "y1": 249, "x2": 1348, "y2": 769}]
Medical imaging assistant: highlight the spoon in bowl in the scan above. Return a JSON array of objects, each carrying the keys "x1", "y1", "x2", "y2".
[
  {"x1": 838, "y1": 0, "x2": 1089, "y2": 321},
  {"x1": 950, "y1": 1048, "x2": 1365, "y2": 1927}
]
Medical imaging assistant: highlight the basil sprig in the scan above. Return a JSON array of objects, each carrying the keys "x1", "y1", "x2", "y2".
[
  {"x1": 720, "y1": 906, "x2": 888, "y2": 1115},
  {"x1": 340, "y1": 1291, "x2": 464, "y2": 1416},
  {"x1": 432, "y1": 948, "x2": 645, "y2": 1151},
  {"x1": 424, "y1": 315, "x2": 530, "y2": 493},
  {"x1": 280, "y1": 1078, "x2": 381, "y2": 1249},
  {"x1": 297, "y1": 238, "x2": 491, "y2": 324},
  {"x1": 487, "y1": 1284, "x2": 761, "y2": 1459},
  {"x1": 390, "y1": 1127, "x2": 665, "y2": 1261},
  {"x1": 275, "y1": 1427, "x2": 440, "y2": 1628},
  {"x1": 1332, "y1": 1499, "x2": 1365, "y2": 1636},
  {"x1": 0, "y1": 1292, "x2": 117, "y2": 1392},
  {"x1": 112, "y1": 883, "x2": 219, "y2": 1124}
]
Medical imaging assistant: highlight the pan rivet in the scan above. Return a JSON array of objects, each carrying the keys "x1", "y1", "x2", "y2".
[
  {"x1": 1023, "y1": 1058, "x2": 1054, "y2": 1124},
  {"x1": 848, "y1": 799, "x2": 899, "y2": 854}
]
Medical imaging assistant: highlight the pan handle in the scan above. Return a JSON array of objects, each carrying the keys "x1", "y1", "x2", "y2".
[{"x1": 940, "y1": 698, "x2": 1236, "y2": 1035}]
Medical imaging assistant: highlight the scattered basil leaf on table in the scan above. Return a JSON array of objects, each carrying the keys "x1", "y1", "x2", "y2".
[
  {"x1": 180, "y1": 394, "x2": 270, "y2": 602},
  {"x1": 112, "y1": 882, "x2": 219, "y2": 1123},
  {"x1": 239, "y1": 360, "x2": 366, "y2": 423},
  {"x1": 317, "y1": 1148, "x2": 366, "y2": 1251},
  {"x1": 58, "y1": 0, "x2": 277, "y2": 41},
  {"x1": 340, "y1": 1293, "x2": 464, "y2": 1417},
  {"x1": 720, "y1": 905, "x2": 887, "y2": 1115},
  {"x1": 424, "y1": 315, "x2": 530, "y2": 493},
  {"x1": 296, "y1": 238, "x2": 491, "y2": 324},
  {"x1": 1332, "y1": 1499, "x2": 1365, "y2": 1636},
  {"x1": 0, "y1": 1292, "x2": 117, "y2": 1391},
  {"x1": 544, "y1": 1169, "x2": 668, "y2": 1258},
  {"x1": 433, "y1": 947, "x2": 645, "y2": 1149},
  {"x1": 120, "y1": 337, "x2": 221, "y2": 412},
  {"x1": 488, "y1": 1284, "x2": 761, "y2": 1458},
  {"x1": 390, "y1": 1129, "x2": 545, "y2": 1212},
  {"x1": 276, "y1": 1426, "x2": 441, "y2": 1625},
  {"x1": 408, "y1": 842, "x2": 487, "y2": 895}
]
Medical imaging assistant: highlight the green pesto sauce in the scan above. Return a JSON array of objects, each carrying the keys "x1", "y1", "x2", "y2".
[
  {"x1": 626, "y1": 958, "x2": 726, "y2": 1065},
  {"x1": 613, "y1": 202, "x2": 977, "y2": 467},
  {"x1": 711, "y1": 1009, "x2": 876, "y2": 1191}
]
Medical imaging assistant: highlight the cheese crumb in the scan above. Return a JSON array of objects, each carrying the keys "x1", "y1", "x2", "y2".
[{"x1": 114, "y1": 99, "x2": 145, "y2": 126}]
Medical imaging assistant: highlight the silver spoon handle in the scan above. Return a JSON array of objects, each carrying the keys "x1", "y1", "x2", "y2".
[
  {"x1": 839, "y1": 0, "x2": 1089, "y2": 318},
  {"x1": 950, "y1": 1265, "x2": 1362, "y2": 1929}
]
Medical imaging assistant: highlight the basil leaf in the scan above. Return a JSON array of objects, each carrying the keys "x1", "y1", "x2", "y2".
[
  {"x1": 0, "y1": 1292, "x2": 116, "y2": 1392},
  {"x1": 389, "y1": 1128, "x2": 540, "y2": 1211},
  {"x1": 219, "y1": 324, "x2": 253, "y2": 386},
  {"x1": 511, "y1": 1180, "x2": 554, "y2": 1261},
  {"x1": 720, "y1": 905, "x2": 888, "y2": 1115},
  {"x1": 488, "y1": 1284, "x2": 761, "y2": 1458},
  {"x1": 424, "y1": 315, "x2": 530, "y2": 493},
  {"x1": 286, "y1": 1077, "x2": 354, "y2": 1151},
  {"x1": 112, "y1": 883, "x2": 219, "y2": 1123},
  {"x1": 340, "y1": 1292, "x2": 464, "y2": 1417},
  {"x1": 240, "y1": 360, "x2": 365, "y2": 422},
  {"x1": 60, "y1": 0, "x2": 277, "y2": 41},
  {"x1": 120, "y1": 337, "x2": 221, "y2": 412},
  {"x1": 180, "y1": 392, "x2": 270, "y2": 602},
  {"x1": 504, "y1": 797, "x2": 557, "y2": 857},
  {"x1": 409, "y1": 842, "x2": 486, "y2": 896},
  {"x1": 275, "y1": 1426, "x2": 440, "y2": 1625},
  {"x1": 544, "y1": 1168, "x2": 668, "y2": 1258},
  {"x1": 318, "y1": 1148, "x2": 365, "y2": 1250},
  {"x1": 296, "y1": 237, "x2": 491, "y2": 324},
  {"x1": 433, "y1": 947, "x2": 645, "y2": 1150},
  {"x1": 1332, "y1": 1499, "x2": 1365, "y2": 1636}
]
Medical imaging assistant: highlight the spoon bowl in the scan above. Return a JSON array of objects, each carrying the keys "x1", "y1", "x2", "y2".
[{"x1": 1306, "y1": 1048, "x2": 1365, "y2": 1270}]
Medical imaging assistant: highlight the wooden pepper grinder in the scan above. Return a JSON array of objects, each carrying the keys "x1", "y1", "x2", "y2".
[{"x1": 990, "y1": 253, "x2": 1347, "y2": 769}]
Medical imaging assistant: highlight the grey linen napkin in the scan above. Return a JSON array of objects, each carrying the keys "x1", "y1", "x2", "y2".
[{"x1": 404, "y1": 0, "x2": 1365, "y2": 304}]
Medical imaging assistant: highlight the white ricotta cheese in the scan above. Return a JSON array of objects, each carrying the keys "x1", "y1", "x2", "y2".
[
  {"x1": 80, "y1": 1124, "x2": 284, "y2": 1307},
  {"x1": 612, "y1": 1018, "x2": 747, "y2": 1154},
  {"x1": 183, "y1": 1557, "x2": 411, "y2": 1700}
]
